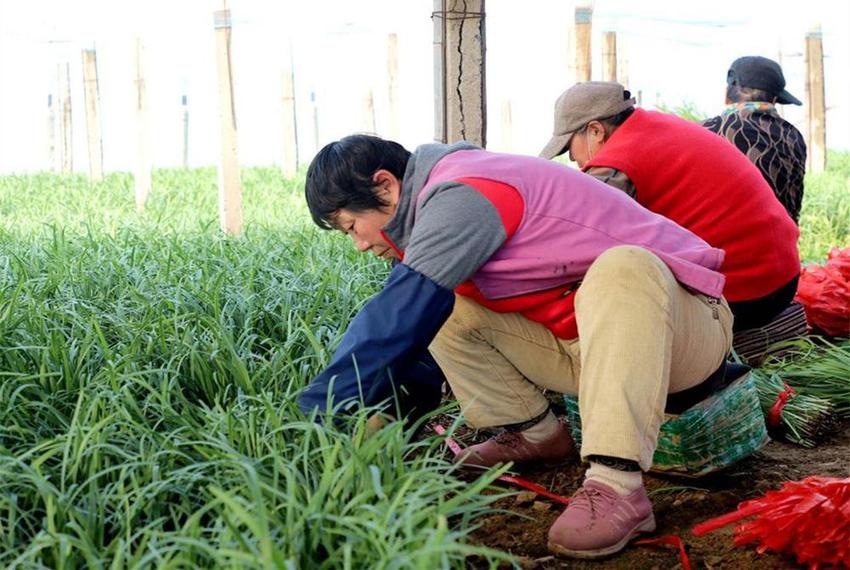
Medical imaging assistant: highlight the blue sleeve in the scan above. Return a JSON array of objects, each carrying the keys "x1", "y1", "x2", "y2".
[{"x1": 297, "y1": 262, "x2": 455, "y2": 418}]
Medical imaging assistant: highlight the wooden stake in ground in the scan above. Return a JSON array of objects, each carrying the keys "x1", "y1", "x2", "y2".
[
  {"x1": 805, "y1": 26, "x2": 826, "y2": 174},
  {"x1": 432, "y1": 0, "x2": 446, "y2": 143},
  {"x1": 81, "y1": 49, "x2": 104, "y2": 182},
  {"x1": 575, "y1": 6, "x2": 592, "y2": 82},
  {"x1": 134, "y1": 38, "x2": 151, "y2": 211},
  {"x1": 281, "y1": 59, "x2": 298, "y2": 178},
  {"x1": 46, "y1": 94, "x2": 57, "y2": 171},
  {"x1": 213, "y1": 1, "x2": 243, "y2": 236},
  {"x1": 363, "y1": 90, "x2": 376, "y2": 134},
  {"x1": 432, "y1": 0, "x2": 486, "y2": 146},
  {"x1": 617, "y1": 37, "x2": 629, "y2": 88},
  {"x1": 311, "y1": 91, "x2": 320, "y2": 154},
  {"x1": 59, "y1": 62, "x2": 73, "y2": 174},
  {"x1": 182, "y1": 94, "x2": 189, "y2": 168},
  {"x1": 776, "y1": 47, "x2": 785, "y2": 119},
  {"x1": 387, "y1": 33, "x2": 400, "y2": 140},
  {"x1": 602, "y1": 31, "x2": 617, "y2": 83}
]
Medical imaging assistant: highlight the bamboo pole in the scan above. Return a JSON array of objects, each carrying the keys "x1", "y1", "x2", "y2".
[
  {"x1": 602, "y1": 31, "x2": 616, "y2": 82},
  {"x1": 47, "y1": 94, "x2": 57, "y2": 171},
  {"x1": 182, "y1": 94, "x2": 189, "y2": 168},
  {"x1": 213, "y1": 0, "x2": 243, "y2": 236},
  {"x1": 776, "y1": 46, "x2": 784, "y2": 118},
  {"x1": 805, "y1": 26, "x2": 826, "y2": 174},
  {"x1": 81, "y1": 49, "x2": 103, "y2": 182},
  {"x1": 134, "y1": 38, "x2": 151, "y2": 210},
  {"x1": 281, "y1": 58, "x2": 298, "y2": 177},
  {"x1": 575, "y1": 6, "x2": 592, "y2": 82},
  {"x1": 432, "y1": 0, "x2": 486, "y2": 146},
  {"x1": 59, "y1": 62, "x2": 73, "y2": 173},
  {"x1": 387, "y1": 33, "x2": 400, "y2": 140},
  {"x1": 432, "y1": 0, "x2": 447, "y2": 143}
]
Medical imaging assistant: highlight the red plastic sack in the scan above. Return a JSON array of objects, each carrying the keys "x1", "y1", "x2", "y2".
[
  {"x1": 828, "y1": 246, "x2": 850, "y2": 281},
  {"x1": 795, "y1": 247, "x2": 850, "y2": 336}
]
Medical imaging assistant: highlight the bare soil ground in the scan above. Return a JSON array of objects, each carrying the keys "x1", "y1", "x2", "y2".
[{"x1": 452, "y1": 422, "x2": 850, "y2": 569}]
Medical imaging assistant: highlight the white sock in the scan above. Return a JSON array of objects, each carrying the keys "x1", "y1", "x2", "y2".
[
  {"x1": 521, "y1": 410, "x2": 560, "y2": 443},
  {"x1": 586, "y1": 462, "x2": 644, "y2": 496}
]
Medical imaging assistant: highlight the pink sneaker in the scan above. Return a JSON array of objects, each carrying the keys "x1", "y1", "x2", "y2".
[
  {"x1": 547, "y1": 480, "x2": 656, "y2": 559},
  {"x1": 453, "y1": 420, "x2": 575, "y2": 469}
]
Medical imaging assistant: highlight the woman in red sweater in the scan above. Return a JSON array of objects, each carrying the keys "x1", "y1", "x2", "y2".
[{"x1": 541, "y1": 81, "x2": 800, "y2": 332}]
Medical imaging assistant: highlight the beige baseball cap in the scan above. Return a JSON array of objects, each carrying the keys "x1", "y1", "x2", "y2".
[{"x1": 539, "y1": 81, "x2": 636, "y2": 159}]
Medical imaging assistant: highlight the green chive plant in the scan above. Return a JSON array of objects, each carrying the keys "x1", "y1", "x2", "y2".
[{"x1": 0, "y1": 167, "x2": 512, "y2": 568}]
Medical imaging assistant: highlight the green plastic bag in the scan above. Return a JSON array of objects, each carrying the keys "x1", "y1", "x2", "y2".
[{"x1": 563, "y1": 371, "x2": 769, "y2": 477}]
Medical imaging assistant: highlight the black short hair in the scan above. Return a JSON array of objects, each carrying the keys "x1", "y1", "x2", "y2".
[
  {"x1": 600, "y1": 107, "x2": 634, "y2": 127},
  {"x1": 305, "y1": 134, "x2": 411, "y2": 230},
  {"x1": 726, "y1": 84, "x2": 776, "y2": 104},
  {"x1": 598, "y1": 107, "x2": 634, "y2": 140}
]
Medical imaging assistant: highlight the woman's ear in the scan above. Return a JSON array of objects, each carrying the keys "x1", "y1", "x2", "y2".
[
  {"x1": 587, "y1": 120, "x2": 607, "y2": 143},
  {"x1": 372, "y1": 169, "x2": 402, "y2": 209}
]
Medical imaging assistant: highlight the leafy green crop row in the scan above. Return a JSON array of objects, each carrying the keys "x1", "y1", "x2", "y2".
[
  {"x1": 798, "y1": 151, "x2": 850, "y2": 261},
  {"x1": 0, "y1": 153, "x2": 847, "y2": 567},
  {"x1": 0, "y1": 167, "x2": 509, "y2": 568}
]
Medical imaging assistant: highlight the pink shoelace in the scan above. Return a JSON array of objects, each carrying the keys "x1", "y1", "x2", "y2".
[{"x1": 567, "y1": 486, "x2": 607, "y2": 517}]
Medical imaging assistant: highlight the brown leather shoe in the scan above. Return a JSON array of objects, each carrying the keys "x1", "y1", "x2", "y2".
[{"x1": 454, "y1": 419, "x2": 576, "y2": 469}]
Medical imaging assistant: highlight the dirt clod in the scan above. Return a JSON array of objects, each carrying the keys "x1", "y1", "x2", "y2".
[{"x1": 515, "y1": 490, "x2": 538, "y2": 506}]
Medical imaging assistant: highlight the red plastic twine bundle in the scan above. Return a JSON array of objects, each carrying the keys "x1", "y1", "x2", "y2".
[
  {"x1": 767, "y1": 382, "x2": 796, "y2": 428},
  {"x1": 692, "y1": 476, "x2": 850, "y2": 569},
  {"x1": 634, "y1": 535, "x2": 691, "y2": 570}
]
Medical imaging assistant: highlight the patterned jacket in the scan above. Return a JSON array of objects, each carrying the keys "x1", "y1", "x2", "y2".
[{"x1": 703, "y1": 103, "x2": 806, "y2": 222}]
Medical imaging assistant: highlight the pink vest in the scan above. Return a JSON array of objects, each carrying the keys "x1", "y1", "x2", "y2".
[{"x1": 421, "y1": 150, "x2": 726, "y2": 299}]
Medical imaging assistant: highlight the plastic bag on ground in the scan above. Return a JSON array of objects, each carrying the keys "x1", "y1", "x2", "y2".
[{"x1": 795, "y1": 247, "x2": 850, "y2": 337}]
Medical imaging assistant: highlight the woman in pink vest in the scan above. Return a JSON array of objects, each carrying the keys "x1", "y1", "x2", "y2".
[
  {"x1": 540, "y1": 81, "x2": 800, "y2": 336},
  {"x1": 300, "y1": 134, "x2": 733, "y2": 559}
]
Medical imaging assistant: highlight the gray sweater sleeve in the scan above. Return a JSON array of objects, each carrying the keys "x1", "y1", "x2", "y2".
[
  {"x1": 402, "y1": 182, "x2": 509, "y2": 289},
  {"x1": 586, "y1": 166, "x2": 637, "y2": 198}
]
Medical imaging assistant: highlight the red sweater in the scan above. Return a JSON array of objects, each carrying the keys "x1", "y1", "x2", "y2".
[{"x1": 585, "y1": 109, "x2": 799, "y2": 302}]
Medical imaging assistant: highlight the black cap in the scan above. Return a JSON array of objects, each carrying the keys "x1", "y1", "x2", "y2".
[{"x1": 727, "y1": 56, "x2": 802, "y2": 106}]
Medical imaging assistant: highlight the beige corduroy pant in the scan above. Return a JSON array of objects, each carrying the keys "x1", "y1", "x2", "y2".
[{"x1": 429, "y1": 245, "x2": 733, "y2": 470}]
